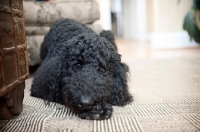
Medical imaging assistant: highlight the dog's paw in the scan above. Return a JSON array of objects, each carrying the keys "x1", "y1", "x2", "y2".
[{"x1": 78, "y1": 101, "x2": 113, "y2": 120}]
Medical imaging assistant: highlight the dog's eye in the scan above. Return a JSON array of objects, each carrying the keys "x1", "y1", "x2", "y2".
[
  {"x1": 99, "y1": 67, "x2": 106, "y2": 72},
  {"x1": 74, "y1": 63, "x2": 82, "y2": 69}
]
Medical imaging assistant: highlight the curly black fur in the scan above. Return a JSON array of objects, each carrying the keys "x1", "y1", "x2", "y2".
[
  {"x1": 100, "y1": 30, "x2": 117, "y2": 51},
  {"x1": 31, "y1": 19, "x2": 133, "y2": 120}
]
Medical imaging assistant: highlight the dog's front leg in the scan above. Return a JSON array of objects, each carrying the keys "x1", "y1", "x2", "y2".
[{"x1": 78, "y1": 101, "x2": 113, "y2": 120}]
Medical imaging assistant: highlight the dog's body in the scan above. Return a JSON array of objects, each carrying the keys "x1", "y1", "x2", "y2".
[{"x1": 31, "y1": 19, "x2": 133, "y2": 120}]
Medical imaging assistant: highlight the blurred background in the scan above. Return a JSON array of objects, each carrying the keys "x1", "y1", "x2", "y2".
[
  {"x1": 23, "y1": 0, "x2": 200, "y2": 66},
  {"x1": 95, "y1": 0, "x2": 200, "y2": 60}
]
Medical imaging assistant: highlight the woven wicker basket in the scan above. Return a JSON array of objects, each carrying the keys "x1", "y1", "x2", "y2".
[{"x1": 0, "y1": 0, "x2": 29, "y2": 120}]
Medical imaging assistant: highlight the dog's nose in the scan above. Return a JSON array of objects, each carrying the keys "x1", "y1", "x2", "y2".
[{"x1": 78, "y1": 96, "x2": 94, "y2": 110}]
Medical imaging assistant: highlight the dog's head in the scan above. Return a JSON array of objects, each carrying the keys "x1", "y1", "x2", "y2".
[{"x1": 33, "y1": 33, "x2": 132, "y2": 112}]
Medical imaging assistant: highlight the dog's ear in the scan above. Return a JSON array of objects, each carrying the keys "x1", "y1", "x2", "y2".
[
  {"x1": 108, "y1": 62, "x2": 133, "y2": 106},
  {"x1": 100, "y1": 30, "x2": 117, "y2": 51},
  {"x1": 31, "y1": 50, "x2": 65, "y2": 104}
]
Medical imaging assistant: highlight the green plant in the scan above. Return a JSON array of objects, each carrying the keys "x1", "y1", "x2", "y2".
[{"x1": 183, "y1": 0, "x2": 200, "y2": 43}]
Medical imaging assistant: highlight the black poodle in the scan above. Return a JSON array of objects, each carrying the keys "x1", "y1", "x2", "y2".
[{"x1": 31, "y1": 19, "x2": 133, "y2": 120}]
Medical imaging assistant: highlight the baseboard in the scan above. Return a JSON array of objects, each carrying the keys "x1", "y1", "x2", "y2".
[{"x1": 150, "y1": 31, "x2": 200, "y2": 49}]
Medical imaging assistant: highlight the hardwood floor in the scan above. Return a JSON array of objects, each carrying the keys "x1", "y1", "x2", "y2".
[{"x1": 116, "y1": 38, "x2": 200, "y2": 61}]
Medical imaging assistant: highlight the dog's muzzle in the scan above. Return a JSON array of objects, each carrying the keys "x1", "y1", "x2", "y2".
[{"x1": 76, "y1": 96, "x2": 94, "y2": 111}]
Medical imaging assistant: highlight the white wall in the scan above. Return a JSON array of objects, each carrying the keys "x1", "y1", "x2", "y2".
[
  {"x1": 95, "y1": 0, "x2": 112, "y2": 30},
  {"x1": 122, "y1": 0, "x2": 147, "y2": 41},
  {"x1": 148, "y1": 0, "x2": 199, "y2": 49},
  {"x1": 152, "y1": 0, "x2": 192, "y2": 32}
]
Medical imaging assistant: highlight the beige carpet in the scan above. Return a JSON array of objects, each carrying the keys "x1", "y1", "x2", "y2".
[{"x1": 0, "y1": 57, "x2": 200, "y2": 132}]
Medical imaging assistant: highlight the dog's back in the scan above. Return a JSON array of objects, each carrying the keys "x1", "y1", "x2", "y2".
[
  {"x1": 40, "y1": 19, "x2": 117, "y2": 61},
  {"x1": 40, "y1": 19, "x2": 95, "y2": 60}
]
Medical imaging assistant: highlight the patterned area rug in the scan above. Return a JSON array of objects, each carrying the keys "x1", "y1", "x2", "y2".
[{"x1": 1, "y1": 57, "x2": 200, "y2": 132}]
